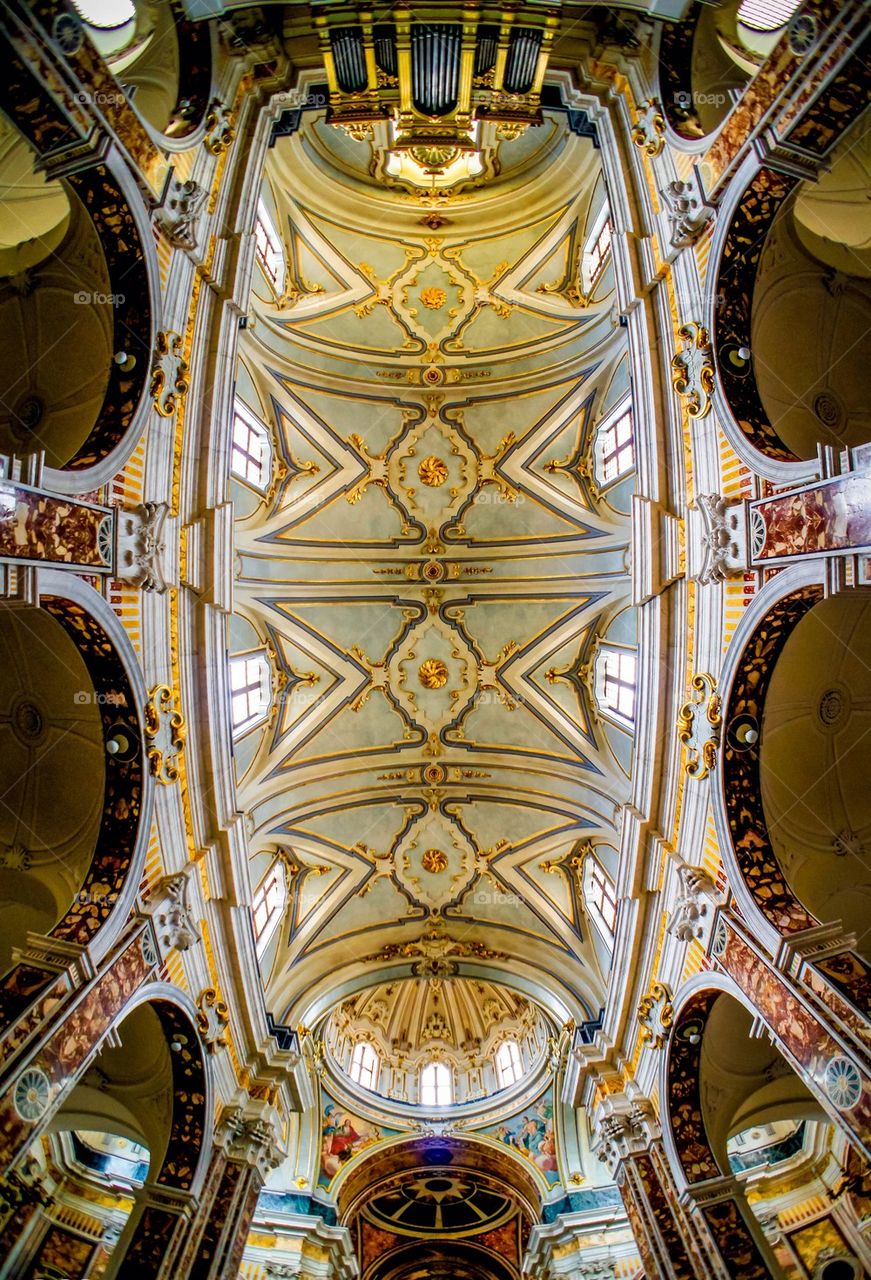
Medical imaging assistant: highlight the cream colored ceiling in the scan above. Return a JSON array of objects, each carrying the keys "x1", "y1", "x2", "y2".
[{"x1": 232, "y1": 110, "x2": 633, "y2": 1033}]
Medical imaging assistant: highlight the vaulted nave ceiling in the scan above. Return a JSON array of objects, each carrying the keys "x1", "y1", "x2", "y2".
[{"x1": 230, "y1": 105, "x2": 636, "y2": 1046}]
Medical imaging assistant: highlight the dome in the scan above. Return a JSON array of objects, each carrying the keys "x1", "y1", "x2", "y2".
[{"x1": 323, "y1": 977, "x2": 553, "y2": 1113}]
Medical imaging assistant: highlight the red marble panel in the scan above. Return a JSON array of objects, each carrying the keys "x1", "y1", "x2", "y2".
[
  {"x1": 717, "y1": 921, "x2": 871, "y2": 1143},
  {"x1": 0, "y1": 932, "x2": 152, "y2": 1164},
  {"x1": 0, "y1": 482, "x2": 113, "y2": 569},
  {"x1": 750, "y1": 474, "x2": 871, "y2": 562}
]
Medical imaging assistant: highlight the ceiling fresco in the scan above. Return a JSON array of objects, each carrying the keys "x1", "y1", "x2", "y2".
[{"x1": 231, "y1": 108, "x2": 634, "y2": 1033}]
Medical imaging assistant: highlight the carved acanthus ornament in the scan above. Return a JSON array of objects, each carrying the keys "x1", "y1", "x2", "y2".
[
  {"x1": 152, "y1": 868, "x2": 200, "y2": 953},
  {"x1": 631, "y1": 100, "x2": 665, "y2": 156},
  {"x1": 691, "y1": 493, "x2": 748, "y2": 584},
  {"x1": 671, "y1": 322, "x2": 715, "y2": 419},
  {"x1": 116, "y1": 502, "x2": 169, "y2": 592},
  {"x1": 660, "y1": 173, "x2": 714, "y2": 249},
  {"x1": 155, "y1": 177, "x2": 207, "y2": 252},
  {"x1": 593, "y1": 1104, "x2": 651, "y2": 1173},
  {"x1": 150, "y1": 331, "x2": 189, "y2": 418},
  {"x1": 666, "y1": 861, "x2": 717, "y2": 943},
  {"x1": 144, "y1": 684, "x2": 186, "y2": 785},
  {"x1": 677, "y1": 672, "x2": 721, "y2": 780},
  {"x1": 217, "y1": 1103, "x2": 284, "y2": 1179}
]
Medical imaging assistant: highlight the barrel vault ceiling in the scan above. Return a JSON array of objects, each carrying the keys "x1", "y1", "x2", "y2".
[{"x1": 230, "y1": 110, "x2": 634, "y2": 1028}]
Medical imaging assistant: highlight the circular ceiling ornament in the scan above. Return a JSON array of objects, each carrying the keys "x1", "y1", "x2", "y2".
[
  {"x1": 813, "y1": 390, "x2": 843, "y2": 430},
  {"x1": 419, "y1": 658, "x2": 449, "y2": 689},
  {"x1": 364, "y1": 1166, "x2": 515, "y2": 1236},
  {"x1": 824, "y1": 1056, "x2": 861, "y2": 1111},
  {"x1": 11, "y1": 698, "x2": 46, "y2": 746},
  {"x1": 420, "y1": 287, "x2": 448, "y2": 311},
  {"x1": 11, "y1": 395, "x2": 45, "y2": 439},
  {"x1": 14, "y1": 1067, "x2": 51, "y2": 1122},
  {"x1": 817, "y1": 685, "x2": 849, "y2": 729},
  {"x1": 52, "y1": 11, "x2": 84, "y2": 54},
  {"x1": 788, "y1": 12, "x2": 817, "y2": 55},
  {"x1": 418, "y1": 456, "x2": 449, "y2": 487},
  {"x1": 422, "y1": 848, "x2": 448, "y2": 874}
]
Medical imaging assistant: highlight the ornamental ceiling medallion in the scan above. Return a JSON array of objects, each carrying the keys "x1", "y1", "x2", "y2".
[{"x1": 395, "y1": 813, "x2": 477, "y2": 912}]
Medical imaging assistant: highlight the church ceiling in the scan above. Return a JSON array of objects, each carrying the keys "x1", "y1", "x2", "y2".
[{"x1": 232, "y1": 111, "x2": 632, "y2": 1027}]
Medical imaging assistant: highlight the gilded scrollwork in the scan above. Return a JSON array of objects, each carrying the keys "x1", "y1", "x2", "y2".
[
  {"x1": 144, "y1": 684, "x2": 186, "y2": 786},
  {"x1": 637, "y1": 981, "x2": 674, "y2": 1050},
  {"x1": 671, "y1": 322, "x2": 715, "y2": 419},
  {"x1": 677, "y1": 672, "x2": 722, "y2": 780},
  {"x1": 631, "y1": 100, "x2": 666, "y2": 157},
  {"x1": 150, "y1": 331, "x2": 190, "y2": 419}
]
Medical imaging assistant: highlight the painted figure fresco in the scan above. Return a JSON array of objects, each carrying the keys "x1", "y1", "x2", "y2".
[
  {"x1": 320, "y1": 1101, "x2": 381, "y2": 1183},
  {"x1": 490, "y1": 1098, "x2": 559, "y2": 1184}
]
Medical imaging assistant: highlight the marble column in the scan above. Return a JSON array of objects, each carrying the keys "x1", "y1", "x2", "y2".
[
  {"x1": 176, "y1": 1102, "x2": 283, "y2": 1280},
  {"x1": 591, "y1": 1095, "x2": 720, "y2": 1280}
]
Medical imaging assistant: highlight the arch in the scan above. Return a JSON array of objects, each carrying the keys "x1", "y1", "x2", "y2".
[
  {"x1": 658, "y1": 2, "x2": 757, "y2": 145},
  {"x1": 0, "y1": 574, "x2": 153, "y2": 1037},
  {"x1": 337, "y1": 1133, "x2": 542, "y2": 1226},
  {"x1": 0, "y1": 61, "x2": 160, "y2": 489},
  {"x1": 709, "y1": 94, "x2": 871, "y2": 477},
  {"x1": 713, "y1": 564, "x2": 871, "y2": 1015},
  {"x1": 662, "y1": 975, "x2": 831, "y2": 1280}
]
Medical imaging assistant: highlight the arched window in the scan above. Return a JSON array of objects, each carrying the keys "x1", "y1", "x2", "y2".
[
  {"x1": 495, "y1": 1040, "x2": 522, "y2": 1088},
  {"x1": 254, "y1": 199, "x2": 285, "y2": 293},
  {"x1": 350, "y1": 1041, "x2": 380, "y2": 1089},
  {"x1": 229, "y1": 651, "x2": 271, "y2": 736},
  {"x1": 737, "y1": 0, "x2": 801, "y2": 32},
  {"x1": 594, "y1": 645, "x2": 636, "y2": 726},
  {"x1": 581, "y1": 203, "x2": 613, "y2": 294},
  {"x1": 231, "y1": 399, "x2": 273, "y2": 491},
  {"x1": 594, "y1": 398, "x2": 634, "y2": 486},
  {"x1": 420, "y1": 1061, "x2": 452, "y2": 1107},
  {"x1": 583, "y1": 853, "x2": 618, "y2": 945},
  {"x1": 252, "y1": 859, "x2": 286, "y2": 956},
  {"x1": 71, "y1": 0, "x2": 136, "y2": 29}
]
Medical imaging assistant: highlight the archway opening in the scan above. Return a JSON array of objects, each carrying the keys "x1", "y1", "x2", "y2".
[
  {"x1": 760, "y1": 593, "x2": 871, "y2": 961},
  {"x1": 339, "y1": 1136, "x2": 538, "y2": 1280},
  {"x1": 0, "y1": 606, "x2": 105, "y2": 972},
  {"x1": 10, "y1": 1000, "x2": 176, "y2": 1278}
]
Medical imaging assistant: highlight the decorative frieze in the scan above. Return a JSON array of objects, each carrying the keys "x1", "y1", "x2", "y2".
[
  {"x1": 196, "y1": 987, "x2": 231, "y2": 1054},
  {"x1": 204, "y1": 98, "x2": 236, "y2": 155},
  {"x1": 152, "y1": 869, "x2": 200, "y2": 954},
  {"x1": 677, "y1": 672, "x2": 722, "y2": 780},
  {"x1": 144, "y1": 684, "x2": 186, "y2": 785},
  {"x1": 150, "y1": 331, "x2": 190, "y2": 419},
  {"x1": 637, "y1": 981, "x2": 674, "y2": 1050}
]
